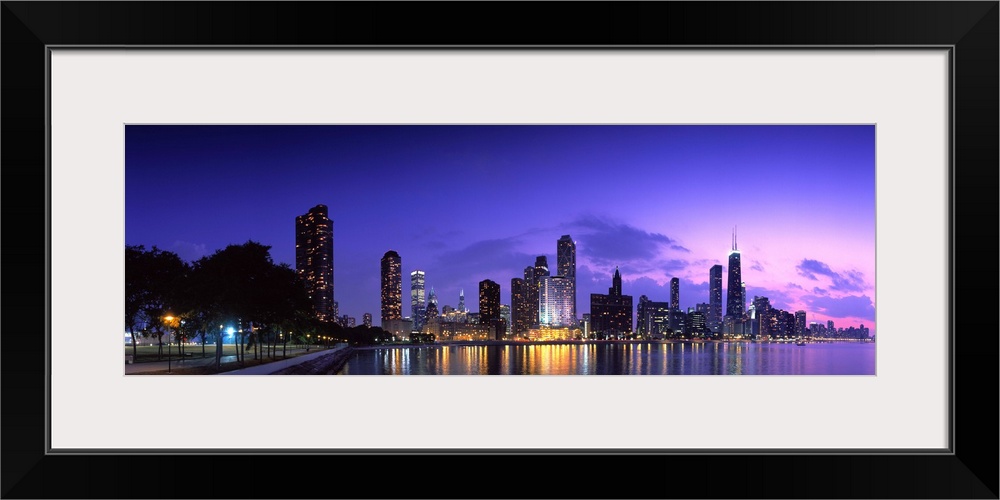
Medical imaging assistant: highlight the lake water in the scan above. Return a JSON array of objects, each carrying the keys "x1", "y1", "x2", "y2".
[{"x1": 338, "y1": 342, "x2": 875, "y2": 375}]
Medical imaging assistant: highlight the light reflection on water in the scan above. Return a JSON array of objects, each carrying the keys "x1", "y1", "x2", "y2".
[{"x1": 339, "y1": 342, "x2": 875, "y2": 375}]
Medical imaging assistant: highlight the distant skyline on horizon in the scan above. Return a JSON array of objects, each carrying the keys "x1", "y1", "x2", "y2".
[{"x1": 126, "y1": 125, "x2": 876, "y2": 333}]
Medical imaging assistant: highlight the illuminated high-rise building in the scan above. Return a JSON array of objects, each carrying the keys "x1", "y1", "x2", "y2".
[
  {"x1": 670, "y1": 277, "x2": 680, "y2": 311},
  {"x1": 511, "y1": 277, "x2": 531, "y2": 337},
  {"x1": 523, "y1": 266, "x2": 539, "y2": 328},
  {"x1": 457, "y1": 289, "x2": 465, "y2": 313},
  {"x1": 500, "y1": 304, "x2": 511, "y2": 336},
  {"x1": 479, "y1": 279, "x2": 502, "y2": 340},
  {"x1": 380, "y1": 250, "x2": 402, "y2": 323},
  {"x1": 362, "y1": 313, "x2": 372, "y2": 328},
  {"x1": 751, "y1": 296, "x2": 772, "y2": 338},
  {"x1": 539, "y1": 275, "x2": 574, "y2": 327},
  {"x1": 295, "y1": 204, "x2": 335, "y2": 322},
  {"x1": 557, "y1": 235, "x2": 577, "y2": 324},
  {"x1": 590, "y1": 267, "x2": 633, "y2": 339},
  {"x1": 534, "y1": 256, "x2": 549, "y2": 280},
  {"x1": 795, "y1": 310, "x2": 807, "y2": 337},
  {"x1": 725, "y1": 228, "x2": 745, "y2": 336},
  {"x1": 637, "y1": 294, "x2": 670, "y2": 338},
  {"x1": 636, "y1": 295, "x2": 650, "y2": 336},
  {"x1": 410, "y1": 270, "x2": 426, "y2": 333},
  {"x1": 708, "y1": 264, "x2": 723, "y2": 334}
]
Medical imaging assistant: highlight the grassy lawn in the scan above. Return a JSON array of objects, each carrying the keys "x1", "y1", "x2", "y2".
[{"x1": 128, "y1": 345, "x2": 339, "y2": 375}]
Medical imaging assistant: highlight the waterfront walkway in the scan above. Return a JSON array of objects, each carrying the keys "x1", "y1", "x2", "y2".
[
  {"x1": 219, "y1": 344, "x2": 349, "y2": 375},
  {"x1": 124, "y1": 354, "x2": 240, "y2": 374},
  {"x1": 124, "y1": 345, "x2": 347, "y2": 374}
]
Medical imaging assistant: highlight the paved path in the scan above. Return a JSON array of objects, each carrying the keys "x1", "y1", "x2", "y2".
[
  {"x1": 124, "y1": 355, "x2": 241, "y2": 374},
  {"x1": 219, "y1": 345, "x2": 349, "y2": 375}
]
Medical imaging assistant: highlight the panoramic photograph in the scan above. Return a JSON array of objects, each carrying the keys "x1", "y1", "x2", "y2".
[{"x1": 125, "y1": 124, "x2": 875, "y2": 375}]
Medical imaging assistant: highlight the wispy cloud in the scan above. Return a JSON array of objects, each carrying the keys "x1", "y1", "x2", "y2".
[
  {"x1": 801, "y1": 294, "x2": 875, "y2": 322},
  {"x1": 568, "y1": 215, "x2": 684, "y2": 265},
  {"x1": 796, "y1": 259, "x2": 867, "y2": 292},
  {"x1": 427, "y1": 237, "x2": 536, "y2": 289}
]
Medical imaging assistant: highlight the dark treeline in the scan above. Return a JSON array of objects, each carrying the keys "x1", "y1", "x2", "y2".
[{"x1": 125, "y1": 241, "x2": 391, "y2": 369}]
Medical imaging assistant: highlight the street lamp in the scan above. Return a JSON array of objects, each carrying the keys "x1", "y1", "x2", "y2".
[
  {"x1": 164, "y1": 315, "x2": 178, "y2": 373},
  {"x1": 306, "y1": 334, "x2": 311, "y2": 352}
]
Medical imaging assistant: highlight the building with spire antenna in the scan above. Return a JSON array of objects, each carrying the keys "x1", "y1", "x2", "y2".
[
  {"x1": 589, "y1": 266, "x2": 633, "y2": 339},
  {"x1": 724, "y1": 227, "x2": 746, "y2": 337}
]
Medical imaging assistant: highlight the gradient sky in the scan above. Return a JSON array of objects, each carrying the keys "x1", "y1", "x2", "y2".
[{"x1": 126, "y1": 125, "x2": 876, "y2": 333}]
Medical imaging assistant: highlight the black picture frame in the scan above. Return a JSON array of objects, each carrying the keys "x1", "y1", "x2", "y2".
[{"x1": 2, "y1": 2, "x2": 996, "y2": 498}]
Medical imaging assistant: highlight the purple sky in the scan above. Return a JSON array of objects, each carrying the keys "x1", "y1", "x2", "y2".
[{"x1": 126, "y1": 125, "x2": 876, "y2": 333}]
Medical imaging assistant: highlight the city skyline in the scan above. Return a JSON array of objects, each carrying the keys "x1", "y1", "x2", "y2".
[{"x1": 126, "y1": 125, "x2": 876, "y2": 334}]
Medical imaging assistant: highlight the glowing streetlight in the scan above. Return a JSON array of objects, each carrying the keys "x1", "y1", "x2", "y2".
[{"x1": 163, "y1": 314, "x2": 179, "y2": 373}]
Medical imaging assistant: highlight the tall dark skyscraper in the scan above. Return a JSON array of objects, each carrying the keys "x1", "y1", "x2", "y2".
[
  {"x1": 534, "y1": 256, "x2": 549, "y2": 280},
  {"x1": 295, "y1": 204, "x2": 335, "y2": 322},
  {"x1": 523, "y1": 265, "x2": 539, "y2": 329},
  {"x1": 380, "y1": 250, "x2": 402, "y2": 323},
  {"x1": 709, "y1": 265, "x2": 723, "y2": 334},
  {"x1": 795, "y1": 310, "x2": 807, "y2": 337},
  {"x1": 724, "y1": 229, "x2": 746, "y2": 336},
  {"x1": 725, "y1": 228, "x2": 744, "y2": 319},
  {"x1": 531, "y1": 256, "x2": 549, "y2": 326},
  {"x1": 511, "y1": 277, "x2": 530, "y2": 337},
  {"x1": 479, "y1": 279, "x2": 502, "y2": 340},
  {"x1": 636, "y1": 295, "x2": 650, "y2": 336},
  {"x1": 479, "y1": 280, "x2": 501, "y2": 324},
  {"x1": 557, "y1": 235, "x2": 577, "y2": 324},
  {"x1": 670, "y1": 277, "x2": 680, "y2": 311},
  {"x1": 590, "y1": 267, "x2": 633, "y2": 339},
  {"x1": 410, "y1": 270, "x2": 426, "y2": 333}
]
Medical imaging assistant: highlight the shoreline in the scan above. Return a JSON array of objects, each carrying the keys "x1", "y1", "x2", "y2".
[{"x1": 357, "y1": 339, "x2": 874, "y2": 350}]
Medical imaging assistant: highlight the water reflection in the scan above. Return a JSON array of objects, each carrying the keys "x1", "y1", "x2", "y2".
[{"x1": 339, "y1": 342, "x2": 875, "y2": 375}]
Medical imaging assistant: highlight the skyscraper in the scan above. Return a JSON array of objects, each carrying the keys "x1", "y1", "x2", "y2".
[
  {"x1": 557, "y1": 235, "x2": 577, "y2": 324},
  {"x1": 636, "y1": 295, "x2": 650, "y2": 336},
  {"x1": 670, "y1": 277, "x2": 680, "y2": 311},
  {"x1": 295, "y1": 204, "x2": 334, "y2": 322},
  {"x1": 380, "y1": 250, "x2": 402, "y2": 323},
  {"x1": 534, "y1": 255, "x2": 549, "y2": 279},
  {"x1": 410, "y1": 270, "x2": 426, "y2": 333},
  {"x1": 457, "y1": 289, "x2": 465, "y2": 313},
  {"x1": 511, "y1": 277, "x2": 530, "y2": 337},
  {"x1": 523, "y1": 265, "x2": 539, "y2": 328},
  {"x1": 500, "y1": 304, "x2": 511, "y2": 336},
  {"x1": 709, "y1": 264, "x2": 723, "y2": 334},
  {"x1": 362, "y1": 313, "x2": 372, "y2": 328},
  {"x1": 479, "y1": 279, "x2": 502, "y2": 340},
  {"x1": 795, "y1": 310, "x2": 807, "y2": 337},
  {"x1": 529, "y1": 256, "x2": 549, "y2": 327},
  {"x1": 589, "y1": 267, "x2": 633, "y2": 339},
  {"x1": 538, "y1": 275, "x2": 574, "y2": 327},
  {"x1": 725, "y1": 228, "x2": 744, "y2": 336},
  {"x1": 636, "y1": 294, "x2": 670, "y2": 338},
  {"x1": 751, "y1": 296, "x2": 772, "y2": 338}
]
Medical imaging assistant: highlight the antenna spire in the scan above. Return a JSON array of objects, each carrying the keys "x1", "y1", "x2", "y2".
[{"x1": 735, "y1": 225, "x2": 738, "y2": 251}]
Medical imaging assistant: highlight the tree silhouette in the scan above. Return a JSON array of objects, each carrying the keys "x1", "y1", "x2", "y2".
[
  {"x1": 125, "y1": 245, "x2": 187, "y2": 360},
  {"x1": 187, "y1": 241, "x2": 313, "y2": 368}
]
